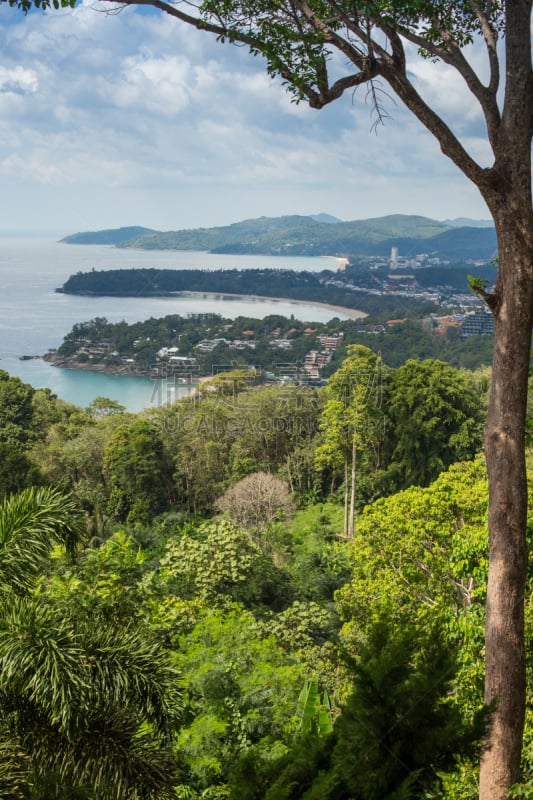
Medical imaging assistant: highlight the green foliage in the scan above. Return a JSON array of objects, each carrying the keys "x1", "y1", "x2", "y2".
[
  {"x1": 259, "y1": 621, "x2": 486, "y2": 800},
  {"x1": 149, "y1": 382, "x2": 321, "y2": 515},
  {"x1": 86, "y1": 396, "x2": 126, "y2": 417},
  {"x1": 174, "y1": 606, "x2": 306, "y2": 794},
  {"x1": 381, "y1": 359, "x2": 484, "y2": 490},
  {"x1": 467, "y1": 274, "x2": 491, "y2": 293},
  {"x1": 325, "y1": 622, "x2": 484, "y2": 800},
  {"x1": 0, "y1": 442, "x2": 41, "y2": 499},
  {"x1": 0, "y1": 488, "x2": 182, "y2": 799},
  {"x1": 262, "y1": 600, "x2": 339, "y2": 660},
  {"x1": 0, "y1": 486, "x2": 85, "y2": 594},
  {"x1": 337, "y1": 460, "x2": 489, "y2": 634},
  {"x1": 0, "y1": 372, "x2": 54, "y2": 498},
  {"x1": 196, "y1": 0, "x2": 504, "y2": 109},
  {"x1": 295, "y1": 680, "x2": 333, "y2": 736},
  {"x1": 160, "y1": 519, "x2": 294, "y2": 612},
  {"x1": 0, "y1": 352, "x2": 503, "y2": 798},
  {"x1": 0, "y1": 596, "x2": 182, "y2": 798},
  {"x1": 7, "y1": 0, "x2": 75, "y2": 10},
  {"x1": 104, "y1": 418, "x2": 172, "y2": 523},
  {"x1": 0, "y1": 370, "x2": 35, "y2": 445},
  {"x1": 46, "y1": 529, "x2": 155, "y2": 624},
  {"x1": 336, "y1": 458, "x2": 490, "y2": 758}
]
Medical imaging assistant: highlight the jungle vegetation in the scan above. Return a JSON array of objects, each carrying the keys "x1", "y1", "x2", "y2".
[{"x1": 0, "y1": 344, "x2": 530, "y2": 798}]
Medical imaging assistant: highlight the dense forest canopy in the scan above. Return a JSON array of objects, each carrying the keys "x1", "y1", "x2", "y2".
[{"x1": 0, "y1": 346, "x2": 519, "y2": 796}]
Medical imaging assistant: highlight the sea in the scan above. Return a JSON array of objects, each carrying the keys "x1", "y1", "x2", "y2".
[{"x1": 0, "y1": 237, "x2": 352, "y2": 412}]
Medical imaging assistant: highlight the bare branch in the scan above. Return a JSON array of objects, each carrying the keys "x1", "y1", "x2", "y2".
[{"x1": 365, "y1": 79, "x2": 395, "y2": 133}]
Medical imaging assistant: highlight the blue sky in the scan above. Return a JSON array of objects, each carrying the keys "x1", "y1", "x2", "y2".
[{"x1": 0, "y1": 1, "x2": 492, "y2": 235}]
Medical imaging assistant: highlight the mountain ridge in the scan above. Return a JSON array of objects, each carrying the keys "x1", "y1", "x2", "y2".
[{"x1": 59, "y1": 214, "x2": 496, "y2": 260}]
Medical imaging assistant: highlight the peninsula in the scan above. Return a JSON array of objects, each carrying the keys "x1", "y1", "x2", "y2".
[{"x1": 57, "y1": 267, "x2": 436, "y2": 320}]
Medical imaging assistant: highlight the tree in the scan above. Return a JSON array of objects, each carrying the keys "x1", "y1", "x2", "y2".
[
  {"x1": 383, "y1": 358, "x2": 484, "y2": 490},
  {"x1": 0, "y1": 486, "x2": 84, "y2": 594},
  {"x1": 103, "y1": 418, "x2": 172, "y2": 524},
  {"x1": 260, "y1": 621, "x2": 486, "y2": 800},
  {"x1": 159, "y1": 518, "x2": 294, "y2": 612},
  {"x1": 0, "y1": 487, "x2": 182, "y2": 798},
  {"x1": 171, "y1": 605, "x2": 306, "y2": 797},
  {"x1": 86, "y1": 396, "x2": 126, "y2": 418},
  {"x1": 216, "y1": 471, "x2": 295, "y2": 538},
  {"x1": 315, "y1": 345, "x2": 384, "y2": 537},
  {"x1": 6, "y1": 0, "x2": 532, "y2": 794}
]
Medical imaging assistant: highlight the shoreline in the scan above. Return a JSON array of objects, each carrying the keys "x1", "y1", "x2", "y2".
[
  {"x1": 321, "y1": 255, "x2": 350, "y2": 270},
  {"x1": 42, "y1": 353, "x2": 207, "y2": 390},
  {"x1": 42, "y1": 288, "x2": 366, "y2": 380},
  {"x1": 172, "y1": 290, "x2": 367, "y2": 320}
]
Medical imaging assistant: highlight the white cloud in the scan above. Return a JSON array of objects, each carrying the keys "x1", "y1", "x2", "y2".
[
  {"x1": 405, "y1": 39, "x2": 490, "y2": 137},
  {"x1": 101, "y1": 53, "x2": 191, "y2": 116},
  {"x1": 0, "y1": 2, "x2": 492, "y2": 233},
  {"x1": 0, "y1": 64, "x2": 38, "y2": 93}
]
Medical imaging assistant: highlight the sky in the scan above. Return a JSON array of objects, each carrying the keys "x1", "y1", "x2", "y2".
[{"x1": 0, "y1": 1, "x2": 494, "y2": 236}]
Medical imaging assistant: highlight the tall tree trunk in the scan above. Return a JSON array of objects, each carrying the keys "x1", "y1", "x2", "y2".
[
  {"x1": 479, "y1": 201, "x2": 533, "y2": 799},
  {"x1": 348, "y1": 430, "x2": 357, "y2": 539},
  {"x1": 343, "y1": 458, "x2": 349, "y2": 537}
]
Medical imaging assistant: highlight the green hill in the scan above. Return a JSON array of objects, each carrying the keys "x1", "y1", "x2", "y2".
[
  {"x1": 60, "y1": 226, "x2": 159, "y2": 245},
  {"x1": 59, "y1": 214, "x2": 496, "y2": 260}
]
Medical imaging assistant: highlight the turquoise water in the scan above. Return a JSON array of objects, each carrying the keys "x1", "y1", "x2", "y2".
[{"x1": 0, "y1": 238, "x2": 351, "y2": 411}]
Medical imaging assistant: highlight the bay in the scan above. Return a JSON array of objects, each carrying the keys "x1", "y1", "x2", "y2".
[{"x1": 0, "y1": 237, "x2": 352, "y2": 411}]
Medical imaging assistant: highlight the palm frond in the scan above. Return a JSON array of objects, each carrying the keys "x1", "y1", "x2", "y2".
[
  {"x1": 0, "y1": 487, "x2": 85, "y2": 593},
  {"x1": 0, "y1": 595, "x2": 86, "y2": 731}
]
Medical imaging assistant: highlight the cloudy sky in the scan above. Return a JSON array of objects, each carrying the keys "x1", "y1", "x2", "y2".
[{"x1": 0, "y1": 1, "x2": 493, "y2": 236}]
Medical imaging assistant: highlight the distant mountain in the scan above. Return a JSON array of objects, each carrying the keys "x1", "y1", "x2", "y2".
[
  {"x1": 442, "y1": 217, "x2": 494, "y2": 228},
  {"x1": 418, "y1": 226, "x2": 497, "y2": 257},
  {"x1": 60, "y1": 226, "x2": 160, "y2": 245},
  {"x1": 309, "y1": 213, "x2": 343, "y2": 224},
  {"x1": 60, "y1": 214, "x2": 497, "y2": 260}
]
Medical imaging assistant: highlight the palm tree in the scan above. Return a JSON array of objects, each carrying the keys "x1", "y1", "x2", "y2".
[
  {"x1": 0, "y1": 487, "x2": 182, "y2": 799},
  {"x1": 0, "y1": 486, "x2": 84, "y2": 594}
]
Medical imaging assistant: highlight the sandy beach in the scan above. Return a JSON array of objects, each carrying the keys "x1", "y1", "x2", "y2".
[
  {"x1": 321, "y1": 255, "x2": 350, "y2": 270},
  {"x1": 174, "y1": 290, "x2": 367, "y2": 320}
]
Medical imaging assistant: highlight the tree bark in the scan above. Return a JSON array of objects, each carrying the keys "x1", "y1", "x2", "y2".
[
  {"x1": 348, "y1": 430, "x2": 357, "y2": 538},
  {"x1": 479, "y1": 201, "x2": 533, "y2": 799},
  {"x1": 343, "y1": 458, "x2": 349, "y2": 537}
]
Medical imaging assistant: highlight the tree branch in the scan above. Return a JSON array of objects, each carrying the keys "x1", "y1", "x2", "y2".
[
  {"x1": 104, "y1": 0, "x2": 240, "y2": 40},
  {"x1": 391, "y1": 22, "x2": 501, "y2": 147},
  {"x1": 379, "y1": 61, "x2": 487, "y2": 186},
  {"x1": 468, "y1": 0, "x2": 500, "y2": 95}
]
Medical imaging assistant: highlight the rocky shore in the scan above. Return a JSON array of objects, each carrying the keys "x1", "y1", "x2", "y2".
[{"x1": 43, "y1": 351, "x2": 154, "y2": 379}]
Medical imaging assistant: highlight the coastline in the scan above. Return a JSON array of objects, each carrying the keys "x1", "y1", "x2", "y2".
[
  {"x1": 42, "y1": 288, "x2": 366, "y2": 380},
  {"x1": 42, "y1": 353, "x2": 206, "y2": 393},
  {"x1": 321, "y1": 255, "x2": 350, "y2": 271},
  {"x1": 173, "y1": 290, "x2": 367, "y2": 320},
  {"x1": 42, "y1": 353, "x2": 151, "y2": 378}
]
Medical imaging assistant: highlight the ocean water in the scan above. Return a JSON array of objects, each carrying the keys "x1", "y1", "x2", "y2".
[{"x1": 0, "y1": 238, "x2": 350, "y2": 411}]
